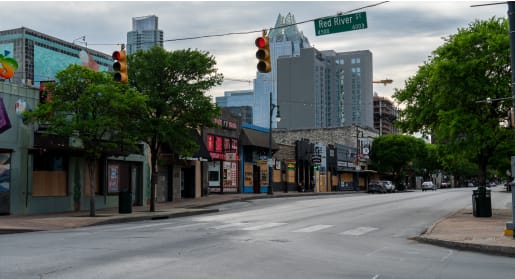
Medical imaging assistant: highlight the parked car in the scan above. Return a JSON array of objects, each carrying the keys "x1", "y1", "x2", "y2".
[
  {"x1": 368, "y1": 181, "x2": 387, "y2": 194},
  {"x1": 440, "y1": 182, "x2": 450, "y2": 188},
  {"x1": 422, "y1": 181, "x2": 436, "y2": 191},
  {"x1": 382, "y1": 180, "x2": 395, "y2": 192}
]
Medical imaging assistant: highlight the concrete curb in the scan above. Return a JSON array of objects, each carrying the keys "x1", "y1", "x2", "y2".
[{"x1": 413, "y1": 235, "x2": 515, "y2": 258}]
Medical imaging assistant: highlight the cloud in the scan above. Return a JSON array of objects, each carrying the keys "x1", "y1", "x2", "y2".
[{"x1": 1, "y1": 1, "x2": 509, "y2": 101}]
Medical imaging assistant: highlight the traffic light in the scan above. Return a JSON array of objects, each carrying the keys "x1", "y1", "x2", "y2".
[
  {"x1": 112, "y1": 49, "x2": 128, "y2": 83},
  {"x1": 255, "y1": 35, "x2": 271, "y2": 73}
]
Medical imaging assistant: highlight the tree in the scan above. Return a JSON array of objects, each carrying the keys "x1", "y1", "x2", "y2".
[
  {"x1": 393, "y1": 17, "x2": 515, "y2": 186},
  {"x1": 25, "y1": 65, "x2": 147, "y2": 217},
  {"x1": 128, "y1": 46, "x2": 223, "y2": 212},
  {"x1": 370, "y1": 134, "x2": 427, "y2": 188}
]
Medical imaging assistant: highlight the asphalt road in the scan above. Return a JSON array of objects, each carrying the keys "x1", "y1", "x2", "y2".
[{"x1": 0, "y1": 188, "x2": 513, "y2": 279}]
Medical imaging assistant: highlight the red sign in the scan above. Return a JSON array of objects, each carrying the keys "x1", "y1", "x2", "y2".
[
  {"x1": 207, "y1": 135, "x2": 214, "y2": 152},
  {"x1": 215, "y1": 136, "x2": 223, "y2": 153}
]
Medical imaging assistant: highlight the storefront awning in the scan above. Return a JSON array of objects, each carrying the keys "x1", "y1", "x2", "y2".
[{"x1": 241, "y1": 128, "x2": 279, "y2": 151}]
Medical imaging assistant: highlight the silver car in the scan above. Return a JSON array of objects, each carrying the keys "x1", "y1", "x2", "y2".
[{"x1": 422, "y1": 181, "x2": 436, "y2": 191}]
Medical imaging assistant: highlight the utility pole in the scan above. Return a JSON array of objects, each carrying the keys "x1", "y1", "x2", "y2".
[{"x1": 508, "y1": 1, "x2": 515, "y2": 238}]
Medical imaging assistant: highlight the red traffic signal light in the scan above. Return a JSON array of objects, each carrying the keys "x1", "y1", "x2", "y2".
[
  {"x1": 255, "y1": 36, "x2": 271, "y2": 73},
  {"x1": 112, "y1": 50, "x2": 128, "y2": 83}
]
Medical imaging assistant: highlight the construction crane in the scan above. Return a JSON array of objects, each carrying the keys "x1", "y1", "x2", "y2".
[{"x1": 373, "y1": 79, "x2": 393, "y2": 86}]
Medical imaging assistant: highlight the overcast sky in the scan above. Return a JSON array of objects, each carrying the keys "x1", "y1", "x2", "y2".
[{"x1": 2, "y1": 1, "x2": 509, "y2": 100}]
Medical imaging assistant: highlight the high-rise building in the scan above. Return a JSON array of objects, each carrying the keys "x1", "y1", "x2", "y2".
[
  {"x1": 0, "y1": 27, "x2": 111, "y2": 87},
  {"x1": 373, "y1": 94, "x2": 398, "y2": 135},
  {"x1": 277, "y1": 48, "x2": 373, "y2": 129},
  {"x1": 127, "y1": 15, "x2": 163, "y2": 55},
  {"x1": 216, "y1": 90, "x2": 254, "y2": 124},
  {"x1": 252, "y1": 13, "x2": 310, "y2": 128}
]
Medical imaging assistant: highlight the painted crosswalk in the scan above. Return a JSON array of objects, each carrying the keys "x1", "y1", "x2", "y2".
[
  {"x1": 340, "y1": 226, "x2": 379, "y2": 236},
  {"x1": 241, "y1": 222, "x2": 287, "y2": 231},
  {"x1": 100, "y1": 220, "x2": 379, "y2": 237},
  {"x1": 293, "y1": 225, "x2": 334, "y2": 233}
]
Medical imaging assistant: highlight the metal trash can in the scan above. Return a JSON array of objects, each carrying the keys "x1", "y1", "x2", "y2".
[
  {"x1": 472, "y1": 186, "x2": 491, "y2": 217},
  {"x1": 119, "y1": 189, "x2": 132, "y2": 214}
]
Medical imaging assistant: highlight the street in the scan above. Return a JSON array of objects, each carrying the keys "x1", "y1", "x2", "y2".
[{"x1": 0, "y1": 188, "x2": 513, "y2": 279}]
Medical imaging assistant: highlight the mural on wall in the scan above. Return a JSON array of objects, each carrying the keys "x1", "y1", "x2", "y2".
[
  {"x1": 79, "y1": 50, "x2": 99, "y2": 71},
  {"x1": 0, "y1": 153, "x2": 10, "y2": 214},
  {"x1": 0, "y1": 51, "x2": 18, "y2": 79},
  {"x1": 0, "y1": 97, "x2": 11, "y2": 134}
]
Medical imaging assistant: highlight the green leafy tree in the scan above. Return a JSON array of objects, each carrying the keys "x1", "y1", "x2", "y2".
[
  {"x1": 370, "y1": 134, "x2": 427, "y2": 188},
  {"x1": 25, "y1": 65, "x2": 147, "y2": 217},
  {"x1": 393, "y1": 17, "x2": 515, "y2": 186},
  {"x1": 129, "y1": 46, "x2": 222, "y2": 212}
]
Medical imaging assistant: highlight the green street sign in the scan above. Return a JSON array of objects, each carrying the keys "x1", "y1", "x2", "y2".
[{"x1": 314, "y1": 12, "x2": 367, "y2": 36}]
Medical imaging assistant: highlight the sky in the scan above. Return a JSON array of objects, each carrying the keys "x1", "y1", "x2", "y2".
[{"x1": 2, "y1": 1, "x2": 510, "y2": 101}]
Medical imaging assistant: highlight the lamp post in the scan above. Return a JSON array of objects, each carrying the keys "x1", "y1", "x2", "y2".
[
  {"x1": 268, "y1": 92, "x2": 280, "y2": 195},
  {"x1": 72, "y1": 35, "x2": 87, "y2": 49}
]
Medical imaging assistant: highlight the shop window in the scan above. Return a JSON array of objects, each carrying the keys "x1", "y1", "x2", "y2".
[{"x1": 32, "y1": 153, "x2": 67, "y2": 196}]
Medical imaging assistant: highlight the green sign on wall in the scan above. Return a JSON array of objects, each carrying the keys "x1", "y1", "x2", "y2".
[{"x1": 314, "y1": 12, "x2": 367, "y2": 36}]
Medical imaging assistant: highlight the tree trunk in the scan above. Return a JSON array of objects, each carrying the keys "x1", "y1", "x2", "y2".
[{"x1": 88, "y1": 159, "x2": 96, "y2": 217}]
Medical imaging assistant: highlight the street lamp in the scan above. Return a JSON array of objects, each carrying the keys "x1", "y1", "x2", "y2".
[{"x1": 268, "y1": 92, "x2": 280, "y2": 195}]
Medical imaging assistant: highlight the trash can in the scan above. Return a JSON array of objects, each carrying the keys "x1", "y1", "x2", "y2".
[
  {"x1": 119, "y1": 189, "x2": 132, "y2": 214},
  {"x1": 472, "y1": 186, "x2": 491, "y2": 217}
]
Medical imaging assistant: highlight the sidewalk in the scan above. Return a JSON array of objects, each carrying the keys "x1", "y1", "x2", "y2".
[
  {"x1": 1, "y1": 191, "x2": 514, "y2": 257},
  {"x1": 414, "y1": 208, "x2": 515, "y2": 257}
]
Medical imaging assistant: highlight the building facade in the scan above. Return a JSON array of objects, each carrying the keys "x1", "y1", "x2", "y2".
[
  {"x1": 272, "y1": 125, "x2": 378, "y2": 192},
  {"x1": 373, "y1": 94, "x2": 398, "y2": 135},
  {"x1": 0, "y1": 28, "x2": 151, "y2": 216},
  {"x1": 0, "y1": 27, "x2": 111, "y2": 87},
  {"x1": 215, "y1": 90, "x2": 254, "y2": 124},
  {"x1": 277, "y1": 48, "x2": 374, "y2": 130},
  {"x1": 127, "y1": 15, "x2": 163, "y2": 55}
]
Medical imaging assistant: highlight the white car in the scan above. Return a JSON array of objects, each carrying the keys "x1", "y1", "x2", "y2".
[
  {"x1": 382, "y1": 180, "x2": 395, "y2": 192},
  {"x1": 422, "y1": 181, "x2": 436, "y2": 191}
]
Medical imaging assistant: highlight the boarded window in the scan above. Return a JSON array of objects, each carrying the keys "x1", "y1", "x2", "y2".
[{"x1": 32, "y1": 154, "x2": 67, "y2": 197}]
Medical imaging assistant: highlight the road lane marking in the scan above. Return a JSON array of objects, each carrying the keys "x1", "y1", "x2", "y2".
[
  {"x1": 340, "y1": 226, "x2": 378, "y2": 236},
  {"x1": 210, "y1": 223, "x2": 247, "y2": 229},
  {"x1": 293, "y1": 225, "x2": 334, "y2": 233},
  {"x1": 241, "y1": 223, "x2": 287, "y2": 231},
  {"x1": 161, "y1": 223, "x2": 206, "y2": 230}
]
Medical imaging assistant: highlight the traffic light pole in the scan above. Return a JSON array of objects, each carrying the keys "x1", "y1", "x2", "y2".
[{"x1": 508, "y1": 1, "x2": 515, "y2": 238}]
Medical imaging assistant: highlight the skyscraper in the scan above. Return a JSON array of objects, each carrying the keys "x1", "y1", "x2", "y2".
[
  {"x1": 277, "y1": 48, "x2": 373, "y2": 129},
  {"x1": 252, "y1": 13, "x2": 310, "y2": 128},
  {"x1": 127, "y1": 15, "x2": 163, "y2": 55}
]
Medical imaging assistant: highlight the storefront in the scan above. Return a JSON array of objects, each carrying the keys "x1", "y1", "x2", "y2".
[
  {"x1": 240, "y1": 124, "x2": 278, "y2": 193},
  {"x1": 204, "y1": 111, "x2": 241, "y2": 194},
  {"x1": 336, "y1": 144, "x2": 359, "y2": 191}
]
